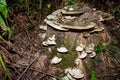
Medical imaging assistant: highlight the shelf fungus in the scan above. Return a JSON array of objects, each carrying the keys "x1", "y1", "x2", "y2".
[
  {"x1": 76, "y1": 44, "x2": 85, "y2": 52},
  {"x1": 44, "y1": 4, "x2": 113, "y2": 32},
  {"x1": 62, "y1": 4, "x2": 90, "y2": 15},
  {"x1": 76, "y1": 44, "x2": 87, "y2": 59},
  {"x1": 96, "y1": 11, "x2": 114, "y2": 21},
  {"x1": 44, "y1": 19, "x2": 69, "y2": 31},
  {"x1": 86, "y1": 43, "x2": 95, "y2": 53},
  {"x1": 65, "y1": 68, "x2": 84, "y2": 79},
  {"x1": 42, "y1": 40, "x2": 56, "y2": 46},
  {"x1": 51, "y1": 56, "x2": 62, "y2": 64},
  {"x1": 57, "y1": 46, "x2": 68, "y2": 53},
  {"x1": 85, "y1": 43, "x2": 97, "y2": 58},
  {"x1": 42, "y1": 35, "x2": 56, "y2": 46},
  {"x1": 78, "y1": 51, "x2": 87, "y2": 59},
  {"x1": 39, "y1": 25, "x2": 47, "y2": 31},
  {"x1": 89, "y1": 51, "x2": 96, "y2": 58},
  {"x1": 48, "y1": 34, "x2": 56, "y2": 41}
]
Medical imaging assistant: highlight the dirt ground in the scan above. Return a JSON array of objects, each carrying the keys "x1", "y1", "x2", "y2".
[{"x1": 0, "y1": 1, "x2": 120, "y2": 80}]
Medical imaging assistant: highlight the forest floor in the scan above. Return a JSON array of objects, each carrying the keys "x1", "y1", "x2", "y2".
[{"x1": 0, "y1": 1, "x2": 120, "y2": 80}]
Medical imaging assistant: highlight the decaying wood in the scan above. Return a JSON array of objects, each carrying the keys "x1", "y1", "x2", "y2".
[{"x1": 41, "y1": 4, "x2": 119, "y2": 80}]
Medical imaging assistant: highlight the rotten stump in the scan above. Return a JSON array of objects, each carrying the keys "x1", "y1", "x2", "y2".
[{"x1": 40, "y1": 4, "x2": 116, "y2": 80}]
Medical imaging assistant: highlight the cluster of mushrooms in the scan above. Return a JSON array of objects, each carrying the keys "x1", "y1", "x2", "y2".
[{"x1": 39, "y1": 4, "x2": 113, "y2": 80}]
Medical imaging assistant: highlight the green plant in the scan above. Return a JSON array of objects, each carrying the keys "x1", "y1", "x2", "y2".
[
  {"x1": 0, "y1": 54, "x2": 12, "y2": 80},
  {"x1": 0, "y1": 0, "x2": 13, "y2": 39},
  {"x1": 113, "y1": 5, "x2": 120, "y2": 21},
  {"x1": 90, "y1": 70, "x2": 99, "y2": 80},
  {"x1": 45, "y1": 3, "x2": 52, "y2": 14},
  {"x1": 95, "y1": 44, "x2": 119, "y2": 53},
  {"x1": 65, "y1": 0, "x2": 78, "y2": 5}
]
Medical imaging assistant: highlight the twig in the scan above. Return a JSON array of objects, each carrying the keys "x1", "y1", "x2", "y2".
[
  {"x1": 26, "y1": 13, "x2": 36, "y2": 27},
  {"x1": 23, "y1": 25, "x2": 32, "y2": 43},
  {"x1": 0, "y1": 36, "x2": 22, "y2": 56},
  {"x1": 30, "y1": 68, "x2": 62, "y2": 80},
  {"x1": 17, "y1": 57, "x2": 38, "y2": 80}
]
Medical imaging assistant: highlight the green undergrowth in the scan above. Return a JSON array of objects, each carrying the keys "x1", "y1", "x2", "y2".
[
  {"x1": 95, "y1": 44, "x2": 119, "y2": 53},
  {"x1": 95, "y1": 43, "x2": 120, "y2": 63},
  {"x1": 58, "y1": 51, "x2": 77, "y2": 69},
  {"x1": 90, "y1": 70, "x2": 99, "y2": 80},
  {"x1": 50, "y1": 46, "x2": 77, "y2": 69},
  {"x1": 0, "y1": 0, "x2": 13, "y2": 39},
  {"x1": 0, "y1": 54, "x2": 12, "y2": 80}
]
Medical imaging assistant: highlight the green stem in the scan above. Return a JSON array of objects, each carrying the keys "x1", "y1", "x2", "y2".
[{"x1": 0, "y1": 54, "x2": 12, "y2": 80}]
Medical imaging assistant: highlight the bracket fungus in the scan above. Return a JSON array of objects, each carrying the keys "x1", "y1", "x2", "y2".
[
  {"x1": 89, "y1": 51, "x2": 96, "y2": 58},
  {"x1": 44, "y1": 4, "x2": 113, "y2": 31},
  {"x1": 65, "y1": 68, "x2": 84, "y2": 79},
  {"x1": 78, "y1": 51, "x2": 87, "y2": 59},
  {"x1": 42, "y1": 40, "x2": 56, "y2": 46},
  {"x1": 51, "y1": 56, "x2": 62, "y2": 64},
  {"x1": 42, "y1": 35, "x2": 56, "y2": 46},
  {"x1": 39, "y1": 25, "x2": 47, "y2": 31},
  {"x1": 48, "y1": 34, "x2": 56, "y2": 41},
  {"x1": 76, "y1": 44, "x2": 85, "y2": 52},
  {"x1": 57, "y1": 46, "x2": 68, "y2": 53},
  {"x1": 42, "y1": 4, "x2": 113, "y2": 79}
]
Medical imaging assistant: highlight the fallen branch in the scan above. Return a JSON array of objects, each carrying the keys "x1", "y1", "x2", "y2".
[
  {"x1": 17, "y1": 56, "x2": 38, "y2": 80},
  {"x1": 30, "y1": 68, "x2": 62, "y2": 80}
]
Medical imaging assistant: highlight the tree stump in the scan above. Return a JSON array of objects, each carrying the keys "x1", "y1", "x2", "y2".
[{"x1": 40, "y1": 4, "x2": 116, "y2": 80}]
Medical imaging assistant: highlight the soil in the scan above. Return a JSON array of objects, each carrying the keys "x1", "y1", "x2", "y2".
[{"x1": 0, "y1": 1, "x2": 120, "y2": 80}]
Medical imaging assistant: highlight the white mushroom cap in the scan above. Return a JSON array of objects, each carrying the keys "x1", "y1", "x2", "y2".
[
  {"x1": 42, "y1": 41, "x2": 48, "y2": 46},
  {"x1": 86, "y1": 47, "x2": 94, "y2": 53},
  {"x1": 47, "y1": 14, "x2": 58, "y2": 20},
  {"x1": 74, "y1": 58, "x2": 81, "y2": 65},
  {"x1": 39, "y1": 25, "x2": 47, "y2": 31},
  {"x1": 76, "y1": 44, "x2": 84, "y2": 52},
  {"x1": 86, "y1": 43, "x2": 95, "y2": 53},
  {"x1": 44, "y1": 19, "x2": 69, "y2": 31},
  {"x1": 66, "y1": 73, "x2": 75, "y2": 80},
  {"x1": 64, "y1": 16, "x2": 76, "y2": 20},
  {"x1": 65, "y1": 68, "x2": 84, "y2": 79},
  {"x1": 89, "y1": 51, "x2": 96, "y2": 58},
  {"x1": 41, "y1": 33, "x2": 46, "y2": 40},
  {"x1": 42, "y1": 39, "x2": 56, "y2": 46},
  {"x1": 88, "y1": 43, "x2": 95, "y2": 48},
  {"x1": 99, "y1": 15, "x2": 104, "y2": 21},
  {"x1": 62, "y1": 76, "x2": 69, "y2": 80},
  {"x1": 78, "y1": 51, "x2": 87, "y2": 59},
  {"x1": 48, "y1": 34, "x2": 56, "y2": 41},
  {"x1": 57, "y1": 47, "x2": 68, "y2": 53},
  {"x1": 51, "y1": 56, "x2": 62, "y2": 64},
  {"x1": 69, "y1": 7, "x2": 74, "y2": 11}
]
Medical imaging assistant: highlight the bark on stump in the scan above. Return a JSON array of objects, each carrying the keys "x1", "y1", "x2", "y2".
[{"x1": 44, "y1": 25, "x2": 111, "y2": 80}]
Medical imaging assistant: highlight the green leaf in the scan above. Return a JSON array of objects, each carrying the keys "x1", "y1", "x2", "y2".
[
  {"x1": 0, "y1": 15, "x2": 13, "y2": 39},
  {"x1": 0, "y1": 0, "x2": 8, "y2": 18},
  {"x1": 90, "y1": 70, "x2": 99, "y2": 80},
  {"x1": 0, "y1": 15, "x2": 7, "y2": 27},
  {"x1": 47, "y1": 4, "x2": 51, "y2": 9},
  {"x1": 95, "y1": 45, "x2": 104, "y2": 53},
  {"x1": 0, "y1": 54, "x2": 12, "y2": 80},
  {"x1": 0, "y1": 0, "x2": 7, "y2": 6},
  {"x1": 0, "y1": 6, "x2": 8, "y2": 18},
  {"x1": 111, "y1": 46, "x2": 119, "y2": 50}
]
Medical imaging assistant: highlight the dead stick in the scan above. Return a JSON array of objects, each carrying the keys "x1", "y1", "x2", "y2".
[
  {"x1": 17, "y1": 57, "x2": 38, "y2": 80},
  {"x1": 30, "y1": 68, "x2": 62, "y2": 80},
  {"x1": 23, "y1": 25, "x2": 32, "y2": 43}
]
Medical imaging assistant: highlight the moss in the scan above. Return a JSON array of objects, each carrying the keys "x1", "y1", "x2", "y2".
[
  {"x1": 50, "y1": 46, "x2": 57, "y2": 58},
  {"x1": 58, "y1": 51, "x2": 77, "y2": 69},
  {"x1": 50, "y1": 35, "x2": 77, "y2": 70},
  {"x1": 86, "y1": 59, "x2": 94, "y2": 69},
  {"x1": 50, "y1": 47, "x2": 77, "y2": 70}
]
